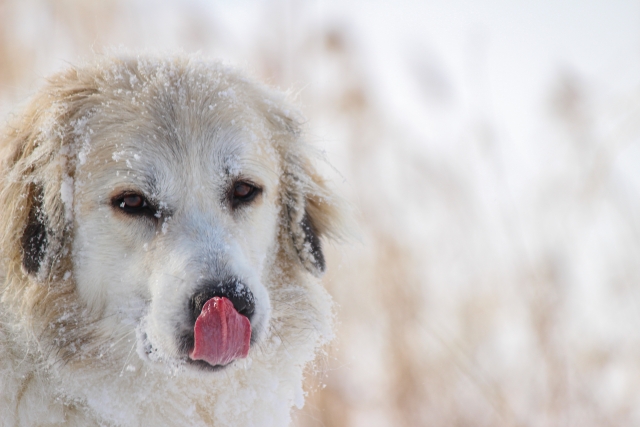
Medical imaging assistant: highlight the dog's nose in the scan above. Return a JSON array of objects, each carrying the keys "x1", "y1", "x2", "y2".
[{"x1": 189, "y1": 278, "x2": 256, "y2": 323}]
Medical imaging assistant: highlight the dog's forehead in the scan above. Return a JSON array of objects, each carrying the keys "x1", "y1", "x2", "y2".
[{"x1": 75, "y1": 69, "x2": 283, "y2": 199}]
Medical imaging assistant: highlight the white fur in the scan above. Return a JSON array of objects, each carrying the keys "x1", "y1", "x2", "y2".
[{"x1": 0, "y1": 54, "x2": 339, "y2": 427}]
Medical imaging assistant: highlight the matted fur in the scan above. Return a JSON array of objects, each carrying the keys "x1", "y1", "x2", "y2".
[{"x1": 0, "y1": 53, "x2": 342, "y2": 427}]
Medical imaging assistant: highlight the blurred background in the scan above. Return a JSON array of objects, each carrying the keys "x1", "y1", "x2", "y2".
[{"x1": 2, "y1": 0, "x2": 640, "y2": 425}]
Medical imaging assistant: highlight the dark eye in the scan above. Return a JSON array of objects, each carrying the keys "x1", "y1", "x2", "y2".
[
  {"x1": 122, "y1": 195, "x2": 144, "y2": 209},
  {"x1": 230, "y1": 181, "x2": 261, "y2": 209},
  {"x1": 112, "y1": 193, "x2": 156, "y2": 217}
]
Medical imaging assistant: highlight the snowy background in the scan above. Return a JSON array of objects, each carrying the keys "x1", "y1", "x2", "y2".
[{"x1": 2, "y1": 0, "x2": 640, "y2": 426}]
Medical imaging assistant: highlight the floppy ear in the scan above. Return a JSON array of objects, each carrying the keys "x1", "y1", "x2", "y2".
[
  {"x1": 0, "y1": 71, "x2": 98, "y2": 284},
  {"x1": 285, "y1": 160, "x2": 346, "y2": 277},
  {"x1": 261, "y1": 91, "x2": 344, "y2": 277},
  {"x1": 1, "y1": 138, "x2": 68, "y2": 282}
]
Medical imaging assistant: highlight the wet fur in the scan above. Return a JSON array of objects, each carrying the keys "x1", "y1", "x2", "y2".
[{"x1": 0, "y1": 54, "x2": 342, "y2": 426}]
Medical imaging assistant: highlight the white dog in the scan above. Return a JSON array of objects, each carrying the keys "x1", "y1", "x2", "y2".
[{"x1": 0, "y1": 54, "x2": 342, "y2": 426}]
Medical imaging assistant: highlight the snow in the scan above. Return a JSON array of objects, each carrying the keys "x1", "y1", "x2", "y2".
[{"x1": 60, "y1": 174, "x2": 75, "y2": 222}]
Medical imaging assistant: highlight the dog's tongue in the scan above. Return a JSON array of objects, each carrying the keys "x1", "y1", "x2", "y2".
[{"x1": 189, "y1": 296, "x2": 251, "y2": 366}]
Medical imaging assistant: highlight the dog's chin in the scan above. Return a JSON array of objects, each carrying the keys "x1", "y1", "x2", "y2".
[
  {"x1": 135, "y1": 327, "x2": 262, "y2": 374},
  {"x1": 135, "y1": 337, "x2": 232, "y2": 374},
  {"x1": 184, "y1": 358, "x2": 232, "y2": 372}
]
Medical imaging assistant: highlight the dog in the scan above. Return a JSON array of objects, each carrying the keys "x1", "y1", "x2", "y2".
[{"x1": 0, "y1": 53, "x2": 342, "y2": 426}]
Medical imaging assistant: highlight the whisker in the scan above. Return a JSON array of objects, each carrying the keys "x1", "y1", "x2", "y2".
[{"x1": 120, "y1": 339, "x2": 139, "y2": 377}]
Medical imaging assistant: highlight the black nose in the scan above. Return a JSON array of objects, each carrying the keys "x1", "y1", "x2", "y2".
[{"x1": 189, "y1": 278, "x2": 256, "y2": 323}]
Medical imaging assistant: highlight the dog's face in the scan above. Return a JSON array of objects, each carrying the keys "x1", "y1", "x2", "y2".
[
  {"x1": 72, "y1": 93, "x2": 281, "y2": 370},
  {"x1": 2, "y1": 57, "x2": 335, "y2": 374}
]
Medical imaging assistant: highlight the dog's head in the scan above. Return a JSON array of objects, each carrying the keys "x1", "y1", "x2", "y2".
[{"x1": 0, "y1": 55, "x2": 341, "y2": 372}]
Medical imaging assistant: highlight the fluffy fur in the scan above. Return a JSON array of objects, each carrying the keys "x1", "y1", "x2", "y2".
[{"x1": 0, "y1": 54, "x2": 342, "y2": 426}]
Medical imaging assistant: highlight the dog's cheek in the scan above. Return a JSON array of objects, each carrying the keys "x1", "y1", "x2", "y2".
[
  {"x1": 243, "y1": 201, "x2": 281, "y2": 273},
  {"x1": 72, "y1": 213, "x2": 144, "y2": 313}
]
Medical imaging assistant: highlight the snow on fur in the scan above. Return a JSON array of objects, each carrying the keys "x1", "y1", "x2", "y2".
[{"x1": 0, "y1": 53, "x2": 342, "y2": 427}]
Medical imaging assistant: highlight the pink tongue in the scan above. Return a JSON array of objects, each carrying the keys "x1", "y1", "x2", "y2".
[{"x1": 189, "y1": 296, "x2": 251, "y2": 366}]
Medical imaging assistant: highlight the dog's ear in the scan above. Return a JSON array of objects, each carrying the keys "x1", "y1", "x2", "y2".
[
  {"x1": 286, "y1": 165, "x2": 345, "y2": 277},
  {"x1": 21, "y1": 184, "x2": 48, "y2": 275},
  {"x1": 262, "y1": 93, "x2": 345, "y2": 277},
  {"x1": 0, "y1": 70, "x2": 98, "y2": 283}
]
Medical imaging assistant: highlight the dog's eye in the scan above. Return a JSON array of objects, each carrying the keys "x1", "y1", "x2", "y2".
[
  {"x1": 234, "y1": 183, "x2": 253, "y2": 198},
  {"x1": 230, "y1": 181, "x2": 261, "y2": 209},
  {"x1": 123, "y1": 195, "x2": 144, "y2": 209},
  {"x1": 113, "y1": 193, "x2": 156, "y2": 217}
]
